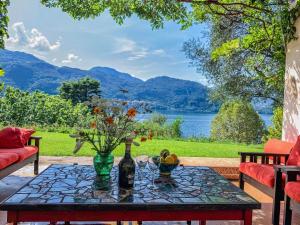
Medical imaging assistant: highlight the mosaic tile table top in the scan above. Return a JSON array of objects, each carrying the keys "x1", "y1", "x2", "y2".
[{"x1": 0, "y1": 164, "x2": 260, "y2": 211}]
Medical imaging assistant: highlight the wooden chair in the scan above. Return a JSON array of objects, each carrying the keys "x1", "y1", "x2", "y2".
[
  {"x1": 281, "y1": 166, "x2": 300, "y2": 225},
  {"x1": 239, "y1": 138, "x2": 295, "y2": 225},
  {"x1": 0, "y1": 136, "x2": 41, "y2": 179}
]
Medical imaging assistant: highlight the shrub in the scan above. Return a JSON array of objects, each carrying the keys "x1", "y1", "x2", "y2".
[
  {"x1": 135, "y1": 113, "x2": 182, "y2": 139},
  {"x1": 171, "y1": 117, "x2": 183, "y2": 138},
  {"x1": 0, "y1": 86, "x2": 91, "y2": 128},
  {"x1": 211, "y1": 100, "x2": 266, "y2": 144},
  {"x1": 262, "y1": 107, "x2": 283, "y2": 142},
  {"x1": 149, "y1": 113, "x2": 167, "y2": 126}
]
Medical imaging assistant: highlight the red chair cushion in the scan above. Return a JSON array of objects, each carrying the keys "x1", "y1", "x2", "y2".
[
  {"x1": 287, "y1": 136, "x2": 300, "y2": 166},
  {"x1": 264, "y1": 139, "x2": 295, "y2": 164},
  {"x1": 0, "y1": 127, "x2": 24, "y2": 148},
  {"x1": 0, "y1": 146, "x2": 38, "y2": 161},
  {"x1": 0, "y1": 153, "x2": 19, "y2": 170},
  {"x1": 240, "y1": 162, "x2": 285, "y2": 188},
  {"x1": 285, "y1": 182, "x2": 300, "y2": 203},
  {"x1": 20, "y1": 128, "x2": 35, "y2": 145},
  {"x1": 0, "y1": 127, "x2": 35, "y2": 149},
  {"x1": 264, "y1": 139, "x2": 294, "y2": 154}
]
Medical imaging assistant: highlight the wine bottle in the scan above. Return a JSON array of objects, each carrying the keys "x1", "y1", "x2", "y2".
[{"x1": 118, "y1": 139, "x2": 135, "y2": 189}]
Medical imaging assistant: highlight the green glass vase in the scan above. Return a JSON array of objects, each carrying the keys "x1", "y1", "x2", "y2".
[{"x1": 93, "y1": 153, "x2": 114, "y2": 176}]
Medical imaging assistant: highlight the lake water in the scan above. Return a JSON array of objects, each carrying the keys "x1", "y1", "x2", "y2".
[{"x1": 136, "y1": 113, "x2": 272, "y2": 138}]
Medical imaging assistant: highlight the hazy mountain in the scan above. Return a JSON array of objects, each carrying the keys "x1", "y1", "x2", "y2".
[{"x1": 0, "y1": 50, "x2": 218, "y2": 112}]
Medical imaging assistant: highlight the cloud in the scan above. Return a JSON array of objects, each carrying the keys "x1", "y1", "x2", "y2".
[
  {"x1": 6, "y1": 22, "x2": 60, "y2": 52},
  {"x1": 152, "y1": 49, "x2": 166, "y2": 56},
  {"x1": 114, "y1": 38, "x2": 166, "y2": 61},
  {"x1": 62, "y1": 53, "x2": 82, "y2": 63}
]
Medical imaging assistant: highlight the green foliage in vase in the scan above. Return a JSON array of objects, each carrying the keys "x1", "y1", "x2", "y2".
[
  {"x1": 0, "y1": 86, "x2": 91, "y2": 127},
  {"x1": 263, "y1": 107, "x2": 283, "y2": 141},
  {"x1": 211, "y1": 100, "x2": 266, "y2": 144},
  {"x1": 71, "y1": 97, "x2": 143, "y2": 156},
  {"x1": 59, "y1": 77, "x2": 101, "y2": 105}
]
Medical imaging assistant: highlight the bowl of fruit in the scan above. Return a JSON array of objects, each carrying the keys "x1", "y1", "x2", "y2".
[{"x1": 152, "y1": 149, "x2": 179, "y2": 176}]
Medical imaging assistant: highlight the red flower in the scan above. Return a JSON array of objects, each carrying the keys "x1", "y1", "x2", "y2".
[
  {"x1": 140, "y1": 136, "x2": 147, "y2": 142},
  {"x1": 105, "y1": 117, "x2": 114, "y2": 125},
  {"x1": 127, "y1": 108, "x2": 137, "y2": 118},
  {"x1": 93, "y1": 107, "x2": 101, "y2": 114},
  {"x1": 90, "y1": 121, "x2": 97, "y2": 129}
]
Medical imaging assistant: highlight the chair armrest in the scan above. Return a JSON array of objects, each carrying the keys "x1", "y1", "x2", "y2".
[
  {"x1": 28, "y1": 136, "x2": 42, "y2": 149},
  {"x1": 274, "y1": 166, "x2": 300, "y2": 182},
  {"x1": 239, "y1": 152, "x2": 289, "y2": 165},
  {"x1": 277, "y1": 166, "x2": 300, "y2": 173}
]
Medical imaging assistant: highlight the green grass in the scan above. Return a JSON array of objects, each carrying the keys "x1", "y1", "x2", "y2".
[{"x1": 36, "y1": 131, "x2": 263, "y2": 158}]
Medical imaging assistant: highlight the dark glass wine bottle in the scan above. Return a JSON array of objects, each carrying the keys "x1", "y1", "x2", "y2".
[{"x1": 118, "y1": 139, "x2": 135, "y2": 189}]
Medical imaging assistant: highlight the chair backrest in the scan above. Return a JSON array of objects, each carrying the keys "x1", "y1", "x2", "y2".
[
  {"x1": 287, "y1": 136, "x2": 300, "y2": 166},
  {"x1": 264, "y1": 139, "x2": 294, "y2": 154}
]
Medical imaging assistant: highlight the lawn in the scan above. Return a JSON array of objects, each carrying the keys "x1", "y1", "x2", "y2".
[{"x1": 36, "y1": 131, "x2": 263, "y2": 158}]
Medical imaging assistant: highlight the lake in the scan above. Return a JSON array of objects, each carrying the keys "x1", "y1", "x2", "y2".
[{"x1": 136, "y1": 113, "x2": 272, "y2": 138}]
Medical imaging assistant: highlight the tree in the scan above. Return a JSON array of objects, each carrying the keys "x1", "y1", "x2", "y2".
[
  {"x1": 182, "y1": 0, "x2": 300, "y2": 108},
  {"x1": 183, "y1": 17, "x2": 285, "y2": 106},
  {"x1": 0, "y1": 0, "x2": 9, "y2": 49},
  {"x1": 59, "y1": 77, "x2": 101, "y2": 105},
  {"x1": 40, "y1": 0, "x2": 191, "y2": 29},
  {"x1": 211, "y1": 100, "x2": 266, "y2": 144},
  {"x1": 263, "y1": 107, "x2": 283, "y2": 141},
  {"x1": 0, "y1": 67, "x2": 4, "y2": 92}
]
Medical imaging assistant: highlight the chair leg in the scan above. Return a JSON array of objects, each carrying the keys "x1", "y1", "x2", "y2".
[
  {"x1": 272, "y1": 170, "x2": 282, "y2": 225},
  {"x1": 34, "y1": 159, "x2": 39, "y2": 175},
  {"x1": 283, "y1": 195, "x2": 292, "y2": 225},
  {"x1": 239, "y1": 173, "x2": 244, "y2": 190}
]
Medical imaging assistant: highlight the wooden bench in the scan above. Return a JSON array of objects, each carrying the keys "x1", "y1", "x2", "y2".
[{"x1": 0, "y1": 136, "x2": 41, "y2": 179}]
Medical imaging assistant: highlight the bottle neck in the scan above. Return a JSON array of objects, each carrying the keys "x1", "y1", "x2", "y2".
[{"x1": 125, "y1": 143, "x2": 131, "y2": 158}]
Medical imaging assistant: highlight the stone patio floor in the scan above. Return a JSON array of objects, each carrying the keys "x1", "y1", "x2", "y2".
[{"x1": 1, "y1": 156, "x2": 300, "y2": 225}]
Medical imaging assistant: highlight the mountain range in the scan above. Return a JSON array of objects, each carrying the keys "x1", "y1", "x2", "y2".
[{"x1": 0, "y1": 50, "x2": 218, "y2": 112}]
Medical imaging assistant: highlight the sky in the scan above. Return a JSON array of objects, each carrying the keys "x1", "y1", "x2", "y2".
[{"x1": 5, "y1": 0, "x2": 209, "y2": 84}]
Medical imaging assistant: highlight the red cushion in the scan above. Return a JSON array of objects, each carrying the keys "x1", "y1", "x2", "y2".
[
  {"x1": 0, "y1": 127, "x2": 24, "y2": 148},
  {"x1": 285, "y1": 182, "x2": 300, "y2": 203},
  {"x1": 287, "y1": 136, "x2": 300, "y2": 166},
  {"x1": 0, "y1": 146, "x2": 38, "y2": 161},
  {"x1": 264, "y1": 139, "x2": 294, "y2": 154},
  {"x1": 0, "y1": 153, "x2": 19, "y2": 170},
  {"x1": 20, "y1": 128, "x2": 35, "y2": 145},
  {"x1": 240, "y1": 162, "x2": 285, "y2": 188},
  {"x1": 264, "y1": 139, "x2": 295, "y2": 164}
]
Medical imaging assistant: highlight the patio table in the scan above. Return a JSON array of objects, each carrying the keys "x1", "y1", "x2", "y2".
[{"x1": 0, "y1": 164, "x2": 260, "y2": 225}]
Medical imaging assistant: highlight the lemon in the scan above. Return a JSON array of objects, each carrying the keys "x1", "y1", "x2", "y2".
[
  {"x1": 165, "y1": 155, "x2": 175, "y2": 164},
  {"x1": 170, "y1": 154, "x2": 178, "y2": 162}
]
